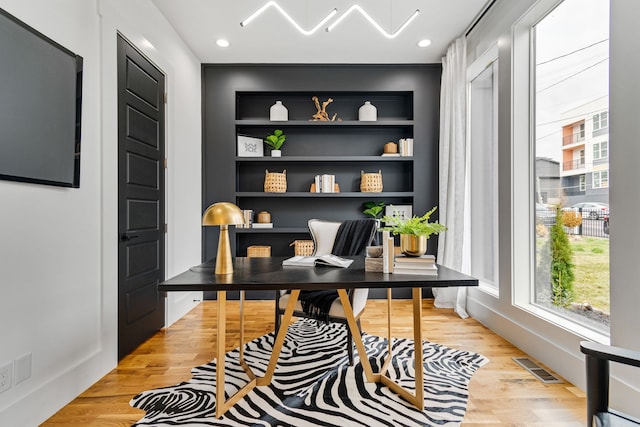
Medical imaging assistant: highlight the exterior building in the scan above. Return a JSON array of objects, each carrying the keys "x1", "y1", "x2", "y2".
[
  {"x1": 535, "y1": 157, "x2": 561, "y2": 205},
  {"x1": 559, "y1": 96, "x2": 609, "y2": 205}
]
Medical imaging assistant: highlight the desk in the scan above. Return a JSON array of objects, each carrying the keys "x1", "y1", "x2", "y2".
[{"x1": 159, "y1": 256, "x2": 478, "y2": 418}]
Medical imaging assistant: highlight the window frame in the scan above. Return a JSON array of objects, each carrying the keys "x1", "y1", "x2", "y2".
[
  {"x1": 593, "y1": 140, "x2": 608, "y2": 160},
  {"x1": 511, "y1": 0, "x2": 609, "y2": 343},
  {"x1": 593, "y1": 111, "x2": 609, "y2": 131},
  {"x1": 593, "y1": 170, "x2": 609, "y2": 188},
  {"x1": 465, "y1": 42, "x2": 500, "y2": 295}
]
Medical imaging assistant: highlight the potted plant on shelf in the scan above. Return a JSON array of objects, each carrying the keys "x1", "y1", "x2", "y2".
[
  {"x1": 264, "y1": 129, "x2": 286, "y2": 157},
  {"x1": 381, "y1": 206, "x2": 447, "y2": 256}
]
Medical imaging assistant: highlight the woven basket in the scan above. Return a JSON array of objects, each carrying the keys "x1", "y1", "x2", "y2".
[
  {"x1": 290, "y1": 240, "x2": 314, "y2": 256},
  {"x1": 264, "y1": 169, "x2": 287, "y2": 193},
  {"x1": 247, "y1": 245, "x2": 271, "y2": 258},
  {"x1": 360, "y1": 170, "x2": 383, "y2": 192}
]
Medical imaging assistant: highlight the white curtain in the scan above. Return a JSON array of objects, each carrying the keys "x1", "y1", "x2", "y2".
[{"x1": 434, "y1": 37, "x2": 468, "y2": 318}]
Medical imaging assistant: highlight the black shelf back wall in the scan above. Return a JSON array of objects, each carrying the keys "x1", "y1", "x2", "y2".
[{"x1": 202, "y1": 64, "x2": 441, "y2": 268}]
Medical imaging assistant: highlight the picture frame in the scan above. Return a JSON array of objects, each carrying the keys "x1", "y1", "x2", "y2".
[
  {"x1": 237, "y1": 135, "x2": 263, "y2": 157},
  {"x1": 385, "y1": 204, "x2": 412, "y2": 221}
]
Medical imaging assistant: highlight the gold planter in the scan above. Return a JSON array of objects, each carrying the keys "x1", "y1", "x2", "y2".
[{"x1": 400, "y1": 234, "x2": 427, "y2": 257}]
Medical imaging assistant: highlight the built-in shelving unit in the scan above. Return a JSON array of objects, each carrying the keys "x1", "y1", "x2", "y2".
[{"x1": 233, "y1": 91, "x2": 415, "y2": 257}]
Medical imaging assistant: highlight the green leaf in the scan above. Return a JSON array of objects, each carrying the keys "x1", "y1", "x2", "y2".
[
  {"x1": 381, "y1": 206, "x2": 447, "y2": 237},
  {"x1": 264, "y1": 129, "x2": 286, "y2": 150}
]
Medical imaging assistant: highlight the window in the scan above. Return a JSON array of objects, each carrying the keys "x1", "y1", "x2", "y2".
[
  {"x1": 514, "y1": 0, "x2": 610, "y2": 336},
  {"x1": 575, "y1": 123, "x2": 585, "y2": 141},
  {"x1": 593, "y1": 170, "x2": 608, "y2": 188},
  {"x1": 593, "y1": 141, "x2": 608, "y2": 160},
  {"x1": 593, "y1": 111, "x2": 608, "y2": 131},
  {"x1": 466, "y1": 45, "x2": 499, "y2": 292}
]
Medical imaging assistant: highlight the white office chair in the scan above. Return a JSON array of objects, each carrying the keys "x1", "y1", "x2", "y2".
[{"x1": 275, "y1": 218, "x2": 376, "y2": 365}]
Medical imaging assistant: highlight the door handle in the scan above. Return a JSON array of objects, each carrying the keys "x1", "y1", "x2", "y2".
[{"x1": 120, "y1": 232, "x2": 139, "y2": 242}]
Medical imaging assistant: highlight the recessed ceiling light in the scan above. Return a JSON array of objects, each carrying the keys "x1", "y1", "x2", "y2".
[
  {"x1": 417, "y1": 39, "x2": 432, "y2": 48},
  {"x1": 216, "y1": 39, "x2": 230, "y2": 48},
  {"x1": 140, "y1": 38, "x2": 156, "y2": 50}
]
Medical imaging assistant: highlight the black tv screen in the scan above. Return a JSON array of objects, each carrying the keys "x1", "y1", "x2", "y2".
[{"x1": 0, "y1": 7, "x2": 83, "y2": 188}]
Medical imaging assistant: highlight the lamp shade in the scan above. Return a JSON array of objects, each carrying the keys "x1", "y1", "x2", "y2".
[{"x1": 202, "y1": 202, "x2": 245, "y2": 226}]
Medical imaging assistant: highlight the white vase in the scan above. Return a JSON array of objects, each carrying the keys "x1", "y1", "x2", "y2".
[
  {"x1": 271, "y1": 149, "x2": 282, "y2": 157},
  {"x1": 270, "y1": 101, "x2": 288, "y2": 121},
  {"x1": 359, "y1": 101, "x2": 377, "y2": 121}
]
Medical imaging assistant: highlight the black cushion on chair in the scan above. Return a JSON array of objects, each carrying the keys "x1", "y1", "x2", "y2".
[{"x1": 298, "y1": 219, "x2": 377, "y2": 322}]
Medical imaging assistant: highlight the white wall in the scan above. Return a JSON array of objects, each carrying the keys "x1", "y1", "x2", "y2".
[
  {"x1": 0, "y1": 1, "x2": 201, "y2": 425},
  {"x1": 465, "y1": 0, "x2": 640, "y2": 417}
]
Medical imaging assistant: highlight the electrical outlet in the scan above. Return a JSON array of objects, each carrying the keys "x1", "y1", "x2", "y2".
[
  {"x1": 0, "y1": 361, "x2": 13, "y2": 393},
  {"x1": 14, "y1": 353, "x2": 32, "y2": 385}
]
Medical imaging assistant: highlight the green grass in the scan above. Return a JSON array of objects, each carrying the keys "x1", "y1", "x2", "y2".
[{"x1": 569, "y1": 236, "x2": 610, "y2": 313}]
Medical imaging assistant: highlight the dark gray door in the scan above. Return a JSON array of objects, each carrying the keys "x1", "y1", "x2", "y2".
[{"x1": 117, "y1": 35, "x2": 165, "y2": 359}]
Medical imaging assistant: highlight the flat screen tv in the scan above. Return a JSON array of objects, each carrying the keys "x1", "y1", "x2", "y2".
[{"x1": 0, "y1": 7, "x2": 83, "y2": 188}]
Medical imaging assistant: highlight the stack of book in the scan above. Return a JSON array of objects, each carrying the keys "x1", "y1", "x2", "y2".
[
  {"x1": 238, "y1": 209, "x2": 253, "y2": 228},
  {"x1": 398, "y1": 138, "x2": 414, "y2": 156},
  {"x1": 393, "y1": 254, "x2": 437, "y2": 275},
  {"x1": 252, "y1": 222, "x2": 273, "y2": 229},
  {"x1": 313, "y1": 174, "x2": 338, "y2": 193}
]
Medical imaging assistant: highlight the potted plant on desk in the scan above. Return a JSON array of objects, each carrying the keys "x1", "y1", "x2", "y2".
[
  {"x1": 381, "y1": 206, "x2": 447, "y2": 256},
  {"x1": 362, "y1": 201, "x2": 385, "y2": 245},
  {"x1": 264, "y1": 129, "x2": 286, "y2": 157}
]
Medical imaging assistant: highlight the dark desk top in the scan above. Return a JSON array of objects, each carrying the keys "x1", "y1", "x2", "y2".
[{"x1": 159, "y1": 257, "x2": 478, "y2": 292}]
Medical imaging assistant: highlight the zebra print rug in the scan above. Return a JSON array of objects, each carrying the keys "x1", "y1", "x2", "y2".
[{"x1": 131, "y1": 319, "x2": 488, "y2": 426}]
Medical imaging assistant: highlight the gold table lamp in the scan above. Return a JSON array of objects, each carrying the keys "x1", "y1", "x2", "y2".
[{"x1": 202, "y1": 202, "x2": 245, "y2": 275}]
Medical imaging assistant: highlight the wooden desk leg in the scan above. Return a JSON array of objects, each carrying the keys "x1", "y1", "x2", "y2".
[
  {"x1": 238, "y1": 290, "x2": 256, "y2": 382},
  {"x1": 412, "y1": 287, "x2": 425, "y2": 403},
  {"x1": 215, "y1": 290, "x2": 256, "y2": 418},
  {"x1": 378, "y1": 287, "x2": 424, "y2": 409},
  {"x1": 215, "y1": 290, "x2": 226, "y2": 418},
  {"x1": 256, "y1": 289, "x2": 300, "y2": 386},
  {"x1": 337, "y1": 289, "x2": 378, "y2": 383},
  {"x1": 239, "y1": 290, "x2": 244, "y2": 363},
  {"x1": 379, "y1": 288, "x2": 393, "y2": 375}
]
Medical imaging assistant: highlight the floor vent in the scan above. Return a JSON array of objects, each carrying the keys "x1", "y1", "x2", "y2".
[{"x1": 512, "y1": 357, "x2": 563, "y2": 384}]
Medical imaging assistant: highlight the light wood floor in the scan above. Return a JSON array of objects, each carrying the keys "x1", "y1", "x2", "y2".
[{"x1": 42, "y1": 299, "x2": 586, "y2": 426}]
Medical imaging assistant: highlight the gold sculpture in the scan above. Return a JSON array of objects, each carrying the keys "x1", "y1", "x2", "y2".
[{"x1": 311, "y1": 96, "x2": 341, "y2": 121}]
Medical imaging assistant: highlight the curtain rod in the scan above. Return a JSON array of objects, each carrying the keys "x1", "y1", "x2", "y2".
[{"x1": 465, "y1": 0, "x2": 497, "y2": 36}]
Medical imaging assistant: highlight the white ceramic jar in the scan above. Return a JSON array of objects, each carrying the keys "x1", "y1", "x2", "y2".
[
  {"x1": 270, "y1": 100, "x2": 288, "y2": 121},
  {"x1": 359, "y1": 101, "x2": 377, "y2": 121}
]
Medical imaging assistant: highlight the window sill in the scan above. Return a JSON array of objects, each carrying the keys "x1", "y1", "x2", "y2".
[{"x1": 515, "y1": 301, "x2": 610, "y2": 345}]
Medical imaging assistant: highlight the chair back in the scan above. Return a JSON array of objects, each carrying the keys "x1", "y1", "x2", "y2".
[{"x1": 308, "y1": 219, "x2": 342, "y2": 256}]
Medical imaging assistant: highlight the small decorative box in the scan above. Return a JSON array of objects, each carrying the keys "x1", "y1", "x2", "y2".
[{"x1": 247, "y1": 245, "x2": 271, "y2": 258}]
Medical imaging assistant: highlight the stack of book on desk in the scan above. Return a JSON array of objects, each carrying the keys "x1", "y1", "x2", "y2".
[{"x1": 393, "y1": 254, "x2": 437, "y2": 275}]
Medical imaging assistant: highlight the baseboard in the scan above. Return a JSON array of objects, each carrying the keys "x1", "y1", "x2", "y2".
[{"x1": 0, "y1": 348, "x2": 114, "y2": 426}]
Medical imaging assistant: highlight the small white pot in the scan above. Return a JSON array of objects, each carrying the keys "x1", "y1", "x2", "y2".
[
  {"x1": 359, "y1": 101, "x2": 377, "y2": 121},
  {"x1": 271, "y1": 150, "x2": 282, "y2": 157},
  {"x1": 270, "y1": 100, "x2": 288, "y2": 121}
]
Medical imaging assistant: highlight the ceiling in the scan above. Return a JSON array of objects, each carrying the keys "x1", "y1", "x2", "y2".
[{"x1": 151, "y1": 0, "x2": 491, "y2": 64}]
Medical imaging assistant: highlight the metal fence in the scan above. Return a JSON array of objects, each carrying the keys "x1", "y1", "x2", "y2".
[
  {"x1": 540, "y1": 207, "x2": 609, "y2": 238},
  {"x1": 566, "y1": 217, "x2": 609, "y2": 238}
]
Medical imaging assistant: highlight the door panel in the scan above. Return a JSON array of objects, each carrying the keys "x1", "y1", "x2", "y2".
[
  {"x1": 127, "y1": 199, "x2": 159, "y2": 229},
  {"x1": 117, "y1": 35, "x2": 165, "y2": 359},
  {"x1": 126, "y1": 107, "x2": 159, "y2": 148}
]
